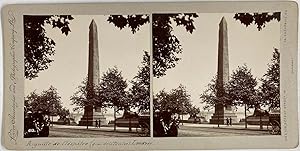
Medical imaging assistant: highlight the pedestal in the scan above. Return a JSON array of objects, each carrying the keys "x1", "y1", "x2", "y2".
[
  {"x1": 210, "y1": 111, "x2": 238, "y2": 124},
  {"x1": 210, "y1": 104, "x2": 238, "y2": 124},
  {"x1": 78, "y1": 106, "x2": 106, "y2": 126}
]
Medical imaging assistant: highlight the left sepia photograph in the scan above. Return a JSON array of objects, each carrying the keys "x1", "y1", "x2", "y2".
[{"x1": 23, "y1": 15, "x2": 150, "y2": 138}]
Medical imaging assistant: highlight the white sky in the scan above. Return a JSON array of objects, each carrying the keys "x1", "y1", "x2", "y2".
[
  {"x1": 25, "y1": 13, "x2": 280, "y2": 113},
  {"x1": 153, "y1": 13, "x2": 280, "y2": 111},
  {"x1": 25, "y1": 15, "x2": 150, "y2": 112}
]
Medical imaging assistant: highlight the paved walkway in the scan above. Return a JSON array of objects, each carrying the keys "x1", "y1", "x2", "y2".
[
  {"x1": 49, "y1": 124, "x2": 142, "y2": 137},
  {"x1": 178, "y1": 124, "x2": 270, "y2": 137},
  {"x1": 53, "y1": 123, "x2": 268, "y2": 131},
  {"x1": 49, "y1": 124, "x2": 270, "y2": 137},
  {"x1": 181, "y1": 123, "x2": 269, "y2": 131},
  {"x1": 51, "y1": 124, "x2": 136, "y2": 133}
]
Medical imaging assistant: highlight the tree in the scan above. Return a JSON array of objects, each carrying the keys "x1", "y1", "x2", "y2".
[
  {"x1": 234, "y1": 12, "x2": 280, "y2": 31},
  {"x1": 152, "y1": 14, "x2": 198, "y2": 77},
  {"x1": 188, "y1": 106, "x2": 201, "y2": 118},
  {"x1": 200, "y1": 76, "x2": 234, "y2": 112},
  {"x1": 58, "y1": 107, "x2": 70, "y2": 119},
  {"x1": 71, "y1": 78, "x2": 95, "y2": 111},
  {"x1": 129, "y1": 51, "x2": 150, "y2": 113},
  {"x1": 25, "y1": 85, "x2": 63, "y2": 116},
  {"x1": 25, "y1": 91, "x2": 39, "y2": 111},
  {"x1": 200, "y1": 76, "x2": 219, "y2": 111},
  {"x1": 227, "y1": 65, "x2": 258, "y2": 128},
  {"x1": 107, "y1": 15, "x2": 149, "y2": 34},
  {"x1": 154, "y1": 85, "x2": 192, "y2": 125},
  {"x1": 154, "y1": 84, "x2": 191, "y2": 115},
  {"x1": 24, "y1": 15, "x2": 74, "y2": 79},
  {"x1": 107, "y1": 14, "x2": 198, "y2": 77},
  {"x1": 171, "y1": 84, "x2": 192, "y2": 115},
  {"x1": 259, "y1": 48, "x2": 280, "y2": 110},
  {"x1": 99, "y1": 67, "x2": 128, "y2": 131}
]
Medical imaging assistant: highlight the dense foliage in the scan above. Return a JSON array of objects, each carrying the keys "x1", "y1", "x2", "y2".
[
  {"x1": 154, "y1": 84, "x2": 192, "y2": 115},
  {"x1": 234, "y1": 12, "x2": 280, "y2": 30},
  {"x1": 259, "y1": 49, "x2": 280, "y2": 110},
  {"x1": 25, "y1": 86, "x2": 69, "y2": 118},
  {"x1": 24, "y1": 15, "x2": 74, "y2": 79},
  {"x1": 129, "y1": 51, "x2": 150, "y2": 112}
]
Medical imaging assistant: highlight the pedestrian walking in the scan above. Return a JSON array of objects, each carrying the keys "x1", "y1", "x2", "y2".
[
  {"x1": 95, "y1": 120, "x2": 98, "y2": 128},
  {"x1": 229, "y1": 117, "x2": 232, "y2": 126},
  {"x1": 226, "y1": 118, "x2": 229, "y2": 126},
  {"x1": 98, "y1": 120, "x2": 101, "y2": 128}
]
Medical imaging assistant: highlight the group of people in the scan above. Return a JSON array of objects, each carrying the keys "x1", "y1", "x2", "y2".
[
  {"x1": 154, "y1": 108, "x2": 179, "y2": 137},
  {"x1": 95, "y1": 120, "x2": 101, "y2": 128},
  {"x1": 24, "y1": 109, "x2": 50, "y2": 137},
  {"x1": 226, "y1": 117, "x2": 233, "y2": 126}
]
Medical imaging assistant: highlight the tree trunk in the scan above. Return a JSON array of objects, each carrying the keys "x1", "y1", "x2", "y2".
[
  {"x1": 128, "y1": 109, "x2": 132, "y2": 132},
  {"x1": 244, "y1": 104, "x2": 247, "y2": 129},
  {"x1": 129, "y1": 118, "x2": 132, "y2": 132},
  {"x1": 217, "y1": 111, "x2": 220, "y2": 128},
  {"x1": 114, "y1": 106, "x2": 116, "y2": 131},
  {"x1": 86, "y1": 111, "x2": 89, "y2": 129},
  {"x1": 260, "y1": 114, "x2": 263, "y2": 129},
  {"x1": 48, "y1": 114, "x2": 51, "y2": 127},
  {"x1": 181, "y1": 114, "x2": 184, "y2": 125}
]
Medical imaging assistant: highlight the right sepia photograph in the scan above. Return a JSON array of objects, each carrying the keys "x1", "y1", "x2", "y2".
[{"x1": 152, "y1": 13, "x2": 280, "y2": 137}]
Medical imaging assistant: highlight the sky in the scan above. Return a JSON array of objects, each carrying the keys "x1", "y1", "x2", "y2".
[
  {"x1": 153, "y1": 13, "x2": 280, "y2": 111},
  {"x1": 25, "y1": 13, "x2": 280, "y2": 114},
  {"x1": 25, "y1": 15, "x2": 150, "y2": 113}
]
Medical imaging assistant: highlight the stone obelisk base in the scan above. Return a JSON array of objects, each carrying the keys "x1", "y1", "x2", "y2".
[
  {"x1": 210, "y1": 104, "x2": 238, "y2": 124},
  {"x1": 78, "y1": 115, "x2": 107, "y2": 126},
  {"x1": 78, "y1": 107, "x2": 106, "y2": 126},
  {"x1": 210, "y1": 110, "x2": 238, "y2": 124}
]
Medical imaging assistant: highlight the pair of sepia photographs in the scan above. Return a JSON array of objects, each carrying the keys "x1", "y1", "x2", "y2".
[{"x1": 1, "y1": 1, "x2": 299, "y2": 150}]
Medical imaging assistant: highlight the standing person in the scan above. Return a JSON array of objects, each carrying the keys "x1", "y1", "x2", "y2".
[
  {"x1": 153, "y1": 110, "x2": 165, "y2": 137},
  {"x1": 229, "y1": 117, "x2": 232, "y2": 126},
  {"x1": 226, "y1": 118, "x2": 229, "y2": 126},
  {"x1": 24, "y1": 111, "x2": 35, "y2": 137},
  {"x1": 95, "y1": 120, "x2": 98, "y2": 128},
  {"x1": 161, "y1": 108, "x2": 172, "y2": 134},
  {"x1": 98, "y1": 120, "x2": 101, "y2": 128}
]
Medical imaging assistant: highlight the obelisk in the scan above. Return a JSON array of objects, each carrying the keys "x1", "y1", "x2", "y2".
[
  {"x1": 79, "y1": 19, "x2": 106, "y2": 126},
  {"x1": 88, "y1": 19, "x2": 100, "y2": 93},
  {"x1": 210, "y1": 17, "x2": 237, "y2": 124}
]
